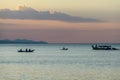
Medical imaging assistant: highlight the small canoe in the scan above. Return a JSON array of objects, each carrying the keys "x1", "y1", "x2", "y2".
[{"x1": 18, "y1": 49, "x2": 35, "y2": 52}]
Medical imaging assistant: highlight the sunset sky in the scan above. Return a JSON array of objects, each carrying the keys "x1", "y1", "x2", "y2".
[{"x1": 0, "y1": 0, "x2": 120, "y2": 43}]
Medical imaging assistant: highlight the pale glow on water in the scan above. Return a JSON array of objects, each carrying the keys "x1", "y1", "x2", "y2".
[
  {"x1": 0, "y1": 44, "x2": 120, "y2": 80},
  {"x1": 0, "y1": 64, "x2": 120, "y2": 80}
]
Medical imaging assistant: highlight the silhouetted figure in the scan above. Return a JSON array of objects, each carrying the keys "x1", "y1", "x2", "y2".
[
  {"x1": 95, "y1": 45, "x2": 97, "y2": 48},
  {"x1": 26, "y1": 48, "x2": 28, "y2": 52},
  {"x1": 92, "y1": 45, "x2": 94, "y2": 48},
  {"x1": 20, "y1": 49, "x2": 22, "y2": 51},
  {"x1": 29, "y1": 49, "x2": 31, "y2": 52}
]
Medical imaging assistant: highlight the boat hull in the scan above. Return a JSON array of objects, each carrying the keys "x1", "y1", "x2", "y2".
[
  {"x1": 18, "y1": 50, "x2": 35, "y2": 52},
  {"x1": 92, "y1": 45, "x2": 119, "y2": 50},
  {"x1": 92, "y1": 48, "x2": 118, "y2": 50}
]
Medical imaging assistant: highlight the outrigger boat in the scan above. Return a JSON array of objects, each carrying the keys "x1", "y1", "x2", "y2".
[
  {"x1": 18, "y1": 48, "x2": 35, "y2": 52},
  {"x1": 92, "y1": 44, "x2": 119, "y2": 50}
]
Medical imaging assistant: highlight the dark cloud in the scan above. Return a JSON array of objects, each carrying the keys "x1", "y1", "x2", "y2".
[{"x1": 0, "y1": 6, "x2": 102, "y2": 22}]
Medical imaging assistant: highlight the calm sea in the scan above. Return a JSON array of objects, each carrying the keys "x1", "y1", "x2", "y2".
[{"x1": 0, "y1": 44, "x2": 120, "y2": 80}]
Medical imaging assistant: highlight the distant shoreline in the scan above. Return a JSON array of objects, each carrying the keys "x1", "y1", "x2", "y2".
[
  {"x1": 0, "y1": 39, "x2": 48, "y2": 44},
  {"x1": 0, "y1": 39, "x2": 120, "y2": 44},
  {"x1": 0, "y1": 42, "x2": 48, "y2": 44},
  {"x1": 0, "y1": 43, "x2": 120, "y2": 45}
]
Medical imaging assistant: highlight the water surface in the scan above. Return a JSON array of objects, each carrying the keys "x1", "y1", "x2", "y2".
[{"x1": 0, "y1": 44, "x2": 120, "y2": 80}]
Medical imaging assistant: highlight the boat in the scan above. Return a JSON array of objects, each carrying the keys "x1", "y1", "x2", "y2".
[
  {"x1": 18, "y1": 49, "x2": 35, "y2": 52},
  {"x1": 92, "y1": 44, "x2": 119, "y2": 50},
  {"x1": 61, "y1": 47, "x2": 68, "y2": 50}
]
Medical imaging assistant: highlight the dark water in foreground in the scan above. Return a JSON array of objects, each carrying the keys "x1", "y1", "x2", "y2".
[{"x1": 0, "y1": 44, "x2": 120, "y2": 80}]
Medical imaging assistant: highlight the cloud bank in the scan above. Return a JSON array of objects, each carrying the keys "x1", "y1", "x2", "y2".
[{"x1": 0, "y1": 6, "x2": 101, "y2": 22}]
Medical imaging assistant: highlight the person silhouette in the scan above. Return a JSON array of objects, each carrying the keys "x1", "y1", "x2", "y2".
[
  {"x1": 29, "y1": 49, "x2": 31, "y2": 52},
  {"x1": 26, "y1": 48, "x2": 28, "y2": 52},
  {"x1": 20, "y1": 49, "x2": 22, "y2": 51}
]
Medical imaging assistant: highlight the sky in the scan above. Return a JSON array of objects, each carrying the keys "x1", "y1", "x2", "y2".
[{"x1": 0, "y1": 0, "x2": 120, "y2": 43}]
